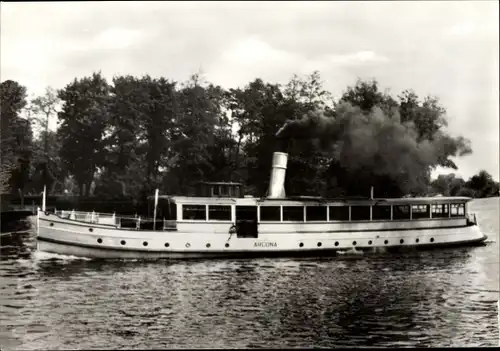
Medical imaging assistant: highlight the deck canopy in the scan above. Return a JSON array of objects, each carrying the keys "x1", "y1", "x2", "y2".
[
  {"x1": 148, "y1": 189, "x2": 472, "y2": 207},
  {"x1": 256, "y1": 196, "x2": 472, "y2": 207}
]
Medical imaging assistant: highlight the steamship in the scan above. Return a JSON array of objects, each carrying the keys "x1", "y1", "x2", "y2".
[{"x1": 36, "y1": 152, "x2": 487, "y2": 259}]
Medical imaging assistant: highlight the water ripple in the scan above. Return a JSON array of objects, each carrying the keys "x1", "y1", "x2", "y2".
[{"x1": 0, "y1": 199, "x2": 498, "y2": 349}]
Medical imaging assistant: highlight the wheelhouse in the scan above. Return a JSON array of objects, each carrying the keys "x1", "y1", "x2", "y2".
[{"x1": 195, "y1": 182, "x2": 244, "y2": 198}]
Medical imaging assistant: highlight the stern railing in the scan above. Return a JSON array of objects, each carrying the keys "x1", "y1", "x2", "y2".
[{"x1": 466, "y1": 212, "x2": 477, "y2": 226}]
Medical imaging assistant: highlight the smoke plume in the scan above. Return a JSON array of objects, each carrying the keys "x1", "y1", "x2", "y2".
[
  {"x1": 276, "y1": 109, "x2": 339, "y2": 140},
  {"x1": 275, "y1": 102, "x2": 472, "y2": 193}
]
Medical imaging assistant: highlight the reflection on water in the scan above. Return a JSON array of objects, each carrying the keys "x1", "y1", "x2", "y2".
[{"x1": 0, "y1": 198, "x2": 498, "y2": 349}]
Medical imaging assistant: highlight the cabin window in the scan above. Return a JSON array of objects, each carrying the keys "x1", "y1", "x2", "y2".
[
  {"x1": 212, "y1": 186, "x2": 219, "y2": 196},
  {"x1": 411, "y1": 205, "x2": 430, "y2": 219},
  {"x1": 450, "y1": 203, "x2": 465, "y2": 217},
  {"x1": 329, "y1": 206, "x2": 349, "y2": 221},
  {"x1": 283, "y1": 206, "x2": 304, "y2": 221},
  {"x1": 157, "y1": 199, "x2": 177, "y2": 220},
  {"x1": 260, "y1": 206, "x2": 281, "y2": 221},
  {"x1": 431, "y1": 204, "x2": 449, "y2": 218},
  {"x1": 212, "y1": 186, "x2": 229, "y2": 197},
  {"x1": 393, "y1": 205, "x2": 411, "y2": 220},
  {"x1": 233, "y1": 186, "x2": 240, "y2": 198},
  {"x1": 229, "y1": 186, "x2": 241, "y2": 198},
  {"x1": 208, "y1": 205, "x2": 232, "y2": 221},
  {"x1": 220, "y1": 186, "x2": 229, "y2": 197},
  {"x1": 350, "y1": 206, "x2": 371, "y2": 221},
  {"x1": 372, "y1": 205, "x2": 391, "y2": 220},
  {"x1": 182, "y1": 205, "x2": 206, "y2": 220},
  {"x1": 306, "y1": 206, "x2": 327, "y2": 221}
]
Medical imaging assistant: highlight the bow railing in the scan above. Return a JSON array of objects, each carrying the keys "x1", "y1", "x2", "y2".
[{"x1": 52, "y1": 209, "x2": 177, "y2": 231}]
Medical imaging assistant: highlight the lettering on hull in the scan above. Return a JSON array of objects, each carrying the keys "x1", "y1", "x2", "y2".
[{"x1": 254, "y1": 241, "x2": 278, "y2": 248}]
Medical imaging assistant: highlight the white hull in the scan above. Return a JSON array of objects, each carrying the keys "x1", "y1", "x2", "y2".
[{"x1": 36, "y1": 211, "x2": 487, "y2": 259}]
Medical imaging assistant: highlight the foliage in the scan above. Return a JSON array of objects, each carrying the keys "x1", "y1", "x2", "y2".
[
  {"x1": 3, "y1": 72, "x2": 496, "y2": 207},
  {"x1": 430, "y1": 170, "x2": 499, "y2": 198},
  {"x1": 57, "y1": 72, "x2": 111, "y2": 196},
  {"x1": 277, "y1": 78, "x2": 473, "y2": 197},
  {"x1": 0, "y1": 80, "x2": 32, "y2": 196},
  {"x1": 27, "y1": 130, "x2": 65, "y2": 194},
  {"x1": 167, "y1": 75, "x2": 228, "y2": 194},
  {"x1": 25, "y1": 87, "x2": 63, "y2": 194}
]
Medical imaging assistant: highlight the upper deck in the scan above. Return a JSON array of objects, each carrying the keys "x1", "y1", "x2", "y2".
[
  {"x1": 146, "y1": 180, "x2": 472, "y2": 224},
  {"x1": 149, "y1": 180, "x2": 472, "y2": 206},
  {"x1": 154, "y1": 194, "x2": 472, "y2": 206}
]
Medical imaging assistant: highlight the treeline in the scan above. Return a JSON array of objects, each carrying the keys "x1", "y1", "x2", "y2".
[
  {"x1": 1, "y1": 71, "x2": 494, "y2": 205},
  {"x1": 429, "y1": 171, "x2": 499, "y2": 198}
]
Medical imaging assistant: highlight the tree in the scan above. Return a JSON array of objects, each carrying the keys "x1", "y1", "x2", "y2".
[
  {"x1": 0, "y1": 80, "x2": 32, "y2": 197},
  {"x1": 228, "y1": 78, "x2": 291, "y2": 195},
  {"x1": 325, "y1": 80, "x2": 472, "y2": 196},
  {"x1": 430, "y1": 170, "x2": 499, "y2": 198},
  {"x1": 430, "y1": 173, "x2": 465, "y2": 196},
  {"x1": 96, "y1": 75, "x2": 179, "y2": 199},
  {"x1": 140, "y1": 77, "x2": 177, "y2": 195},
  {"x1": 25, "y1": 71, "x2": 478, "y2": 202},
  {"x1": 275, "y1": 77, "x2": 475, "y2": 197},
  {"x1": 57, "y1": 72, "x2": 111, "y2": 196},
  {"x1": 26, "y1": 87, "x2": 62, "y2": 193},
  {"x1": 466, "y1": 170, "x2": 499, "y2": 198},
  {"x1": 94, "y1": 75, "x2": 144, "y2": 199},
  {"x1": 168, "y1": 74, "x2": 228, "y2": 194},
  {"x1": 398, "y1": 90, "x2": 471, "y2": 169},
  {"x1": 27, "y1": 130, "x2": 65, "y2": 194},
  {"x1": 202, "y1": 84, "x2": 235, "y2": 182},
  {"x1": 340, "y1": 79, "x2": 398, "y2": 115}
]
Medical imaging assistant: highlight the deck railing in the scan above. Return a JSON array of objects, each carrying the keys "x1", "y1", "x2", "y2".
[
  {"x1": 53, "y1": 209, "x2": 177, "y2": 231},
  {"x1": 466, "y1": 212, "x2": 477, "y2": 226}
]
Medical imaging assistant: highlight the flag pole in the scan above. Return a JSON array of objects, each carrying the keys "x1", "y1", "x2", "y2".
[
  {"x1": 153, "y1": 189, "x2": 159, "y2": 231},
  {"x1": 42, "y1": 185, "x2": 47, "y2": 212}
]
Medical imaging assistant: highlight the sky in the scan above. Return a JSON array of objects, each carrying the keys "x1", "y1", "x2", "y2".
[{"x1": 1, "y1": 1, "x2": 499, "y2": 181}]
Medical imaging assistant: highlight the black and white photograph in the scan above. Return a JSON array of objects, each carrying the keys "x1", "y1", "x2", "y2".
[{"x1": 1, "y1": 1, "x2": 499, "y2": 349}]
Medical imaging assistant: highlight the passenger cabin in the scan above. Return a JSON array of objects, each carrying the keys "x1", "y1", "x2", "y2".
[
  {"x1": 147, "y1": 188, "x2": 473, "y2": 235},
  {"x1": 144, "y1": 152, "x2": 473, "y2": 234}
]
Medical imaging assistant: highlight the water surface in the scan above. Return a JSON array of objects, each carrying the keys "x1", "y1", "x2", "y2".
[{"x1": 1, "y1": 198, "x2": 498, "y2": 349}]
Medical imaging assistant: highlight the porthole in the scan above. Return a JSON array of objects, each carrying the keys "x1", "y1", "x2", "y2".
[
  {"x1": 164, "y1": 243, "x2": 170, "y2": 248},
  {"x1": 89, "y1": 228, "x2": 93, "y2": 232},
  {"x1": 143, "y1": 241, "x2": 148, "y2": 247},
  {"x1": 352, "y1": 241, "x2": 357, "y2": 246},
  {"x1": 334, "y1": 241, "x2": 339, "y2": 246},
  {"x1": 416, "y1": 238, "x2": 420, "y2": 243},
  {"x1": 49, "y1": 223, "x2": 54, "y2": 227},
  {"x1": 384, "y1": 240, "x2": 389, "y2": 245},
  {"x1": 299, "y1": 243, "x2": 304, "y2": 248},
  {"x1": 400, "y1": 239, "x2": 404, "y2": 244},
  {"x1": 120, "y1": 240, "x2": 126, "y2": 245},
  {"x1": 368, "y1": 240, "x2": 373, "y2": 245},
  {"x1": 97, "y1": 238, "x2": 102, "y2": 244},
  {"x1": 317, "y1": 242, "x2": 322, "y2": 247},
  {"x1": 186, "y1": 243, "x2": 191, "y2": 248},
  {"x1": 430, "y1": 238, "x2": 435, "y2": 243},
  {"x1": 225, "y1": 243, "x2": 230, "y2": 248},
  {"x1": 206, "y1": 243, "x2": 211, "y2": 248}
]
